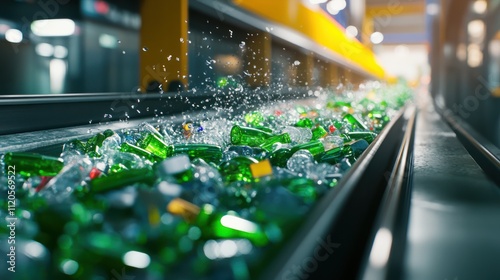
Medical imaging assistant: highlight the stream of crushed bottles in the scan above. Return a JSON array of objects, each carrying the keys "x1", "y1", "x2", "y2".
[{"x1": 0, "y1": 83, "x2": 412, "y2": 279}]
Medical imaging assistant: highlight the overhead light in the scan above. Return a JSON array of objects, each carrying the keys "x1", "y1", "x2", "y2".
[
  {"x1": 426, "y1": 3, "x2": 439, "y2": 16},
  {"x1": 467, "y1": 20, "x2": 485, "y2": 37},
  {"x1": 467, "y1": 43, "x2": 483, "y2": 67},
  {"x1": 472, "y1": 0, "x2": 487, "y2": 14},
  {"x1": 489, "y1": 39, "x2": 500, "y2": 57},
  {"x1": 345, "y1": 25, "x2": 358, "y2": 38},
  {"x1": 122, "y1": 251, "x2": 151, "y2": 269},
  {"x1": 99, "y1": 33, "x2": 118, "y2": 49},
  {"x1": 54, "y1": 45, "x2": 68, "y2": 59},
  {"x1": 327, "y1": 0, "x2": 347, "y2": 14},
  {"x1": 327, "y1": 6, "x2": 340, "y2": 15},
  {"x1": 35, "y1": 43, "x2": 54, "y2": 57},
  {"x1": 50, "y1": 58, "x2": 67, "y2": 93},
  {"x1": 5, "y1": 29, "x2": 23, "y2": 43},
  {"x1": 370, "y1": 32, "x2": 384, "y2": 44},
  {"x1": 31, "y1": 19, "x2": 75, "y2": 37}
]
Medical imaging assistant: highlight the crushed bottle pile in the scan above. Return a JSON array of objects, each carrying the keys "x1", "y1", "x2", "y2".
[{"x1": 0, "y1": 84, "x2": 412, "y2": 279}]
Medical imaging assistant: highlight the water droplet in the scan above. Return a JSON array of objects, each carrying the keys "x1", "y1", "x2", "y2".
[
  {"x1": 239, "y1": 41, "x2": 246, "y2": 48},
  {"x1": 180, "y1": 38, "x2": 184, "y2": 43},
  {"x1": 294, "y1": 60, "x2": 301, "y2": 66},
  {"x1": 122, "y1": 51, "x2": 126, "y2": 54},
  {"x1": 117, "y1": 40, "x2": 121, "y2": 44},
  {"x1": 142, "y1": 47, "x2": 148, "y2": 51}
]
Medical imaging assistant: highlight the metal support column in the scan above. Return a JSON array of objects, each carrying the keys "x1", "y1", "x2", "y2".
[
  {"x1": 245, "y1": 32, "x2": 272, "y2": 87},
  {"x1": 140, "y1": 0, "x2": 188, "y2": 92},
  {"x1": 296, "y1": 52, "x2": 314, "y2": 86}
]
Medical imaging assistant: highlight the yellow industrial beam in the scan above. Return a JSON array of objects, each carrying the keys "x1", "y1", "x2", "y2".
[
  {"x1": 245, "y1": 32, "x2": 272, "y2": 87},
  {"x1": 233, "y1": 0, "x2": 385, "y2": 79},
  {"x1": 365, "y1": 3, "x2": 425, "y2": 17},
  {"x1": 140, "y1": 0, "x2": 188, "y2": 92}
]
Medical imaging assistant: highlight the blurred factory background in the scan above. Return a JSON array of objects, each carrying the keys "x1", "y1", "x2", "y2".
[
  {"x1": 0, "y1": 0, "x2": 497, "y2": 146},
  {"x1": 0, "y1": 0, "x2": 434, "y2": 95}
]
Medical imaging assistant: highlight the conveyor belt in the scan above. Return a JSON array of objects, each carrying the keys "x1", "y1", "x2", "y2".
[
  {"x1": 262, "y1": 105, "x2": 414, "y2": 280},
  {"x1": 360, "y1": 90, "x2": 500, "y2": 280},
  {"x1": 2, "y1": 90, "x2": 497, "y2": 279},
  {"x1": 401, "y1": 94, "x2": 500, "y2": 279}
]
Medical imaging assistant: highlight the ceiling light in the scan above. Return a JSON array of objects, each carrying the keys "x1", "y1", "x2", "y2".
[
  {"x1": 345, "y1": 26, "x2": 358, "y2": 38},
  {"x1": 31, "y1": 19, "x2": 75, "y2": 37},
  {"x1": 5, "y1": 29, "x2": 23, "y2": 43},
  {"x1": 472, "y1": 0, "x2": 487, "y2": 14},
  {"x1": 370, "y1": 32, "x2": 384, "y2": 44}
]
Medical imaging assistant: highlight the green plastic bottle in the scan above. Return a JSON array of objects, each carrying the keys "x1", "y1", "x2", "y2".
[
  {"x1": 290, "y1": 140, "x2": 325, "y2": 156},
  {"x1": 368, "y1": 110, "x2": 390, "y2": 132},
  {"x1": 139, "y1": 133, "x2": 173, "y2": 159},
  {"x1": 169, "y1": 201, "x2": 269, "y2": 247},
  {"x1": 120, "y1": 142, "x2": 160, "y2": 162},
  {"x1": 343, "y1": 113, "x2": 368, "y2": 131},
  {"x1": 311, "y1": 126, "x2": 328, "y2": 140},
  {"x1": 319, "y1": 139, "x2": 369, "y2": 164},
  {"x1": 347, "y1": 131, "x2": 377, "y2": 144},
  {"x1": 282, "y1": 177, "x2": 319, "y2": 204},
  {"x1": 85, "y1": 129, "x2": 115, "y2": 157},
  {"x1": 230, "y1": 125, "x2": 273, "y2": 147},
  {"x1": 318, "y1": 145, "x2": 352, "y2": 164},
  {"x1": 244, "y1": 111, "x2": 265, "y2": 127},
  {"x1": 2, "y1": 152, "x2": 64, "y2": 177},
  {"x1": 158, "y1": 154, "x2": 194, "y2": 183},
  {"x1": 295, "y1": 118, "x2": 313, "y2": 128},
  {"x1": 327, "y1": 100, "x2": 352, "y2": 109},
  {"x1": 171, "y1": 143, "x2": 222, "y2": 163},
  {"x1": 89, "y1": 167, "x2": 156, "y2": 193},
  {"x1": 219, "y1": 156, "x2": 259, "y2": 183},
  {"x1": 197, "y1": 204, "x2": 269, "y2": 246},
  {"x1": 270, "y1": 140, "x2": 325, "y2": 167},
  {"x1": 259, "y1": 133, "x2": 291, "y2": 152}
]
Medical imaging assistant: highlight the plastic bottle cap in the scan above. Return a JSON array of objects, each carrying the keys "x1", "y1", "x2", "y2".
[
  {"x1": 160, "y1": 154, "x2": 191, "y2": 175},
  {"x1": 250, "y1": 159, "x2": 273, "y2": 178},
  {"x1": 167, "y1": 198, "x2": 200, "y2": 221}
]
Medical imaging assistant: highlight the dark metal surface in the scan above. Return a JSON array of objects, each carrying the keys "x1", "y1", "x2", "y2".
[
  {"x1": 401, "y1": 94, "x2": 500, "y2": 280},
  {"x1": 441, "y1": 110, "x2": 500, "y2": 186},
  {"x1": 360, "y1": 106, "x2": 416, "y2": 280},
  {"x1": 260, "y1": 107, "x2": 411, "y2": 280},
  {"x1": 0, "y1": 111, "x2": 217, "y2": 155},
  {"x1": 0, "y1": 88, "x2": 313, "y2": 135}
]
